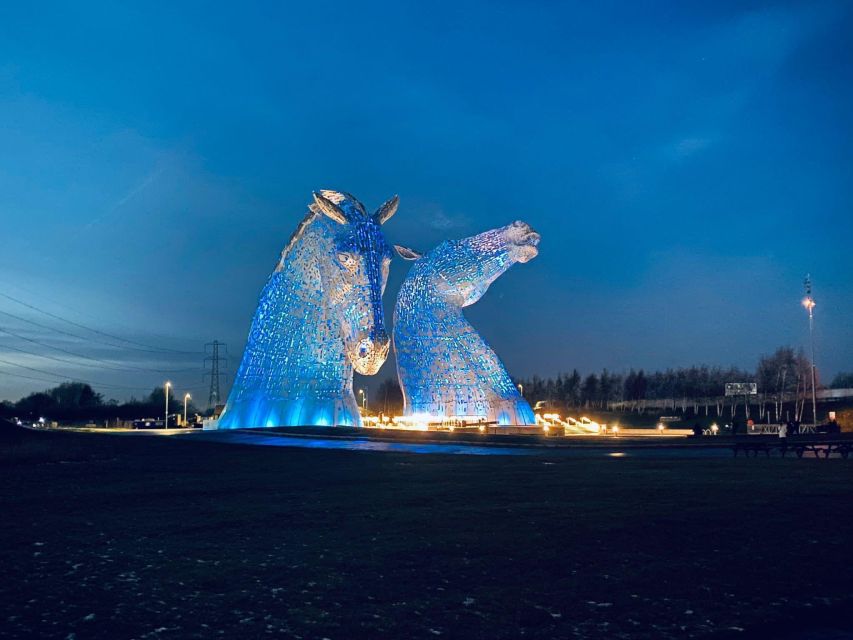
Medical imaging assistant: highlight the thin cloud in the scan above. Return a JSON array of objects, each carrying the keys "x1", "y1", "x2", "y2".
[
  {"x1": 428, "y1": 208, "x2": 470, "y2": 231},
  {"x1": 79, "y1": 166, "x2": 165, "y2": 233},
  {"x1": 670, "y1": 136, "x2": 714, "y2": 161}
]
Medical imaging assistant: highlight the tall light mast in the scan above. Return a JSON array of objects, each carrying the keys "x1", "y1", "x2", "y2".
[{"x1": 802, "y1": 275, "x2": 818, "y2": 425}]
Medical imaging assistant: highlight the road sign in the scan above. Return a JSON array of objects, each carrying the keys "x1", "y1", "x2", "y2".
[{"x1": 725, "y1": 382, "x2": 757, "y2": 396}]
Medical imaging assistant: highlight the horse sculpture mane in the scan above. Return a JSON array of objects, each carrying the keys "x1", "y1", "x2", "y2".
[
  {"x1": 218, "y1": 190, "x2": 396, "y2": 428},
  {"x1": 393, "y1": 221, "x2": 540, "y2": 426}
]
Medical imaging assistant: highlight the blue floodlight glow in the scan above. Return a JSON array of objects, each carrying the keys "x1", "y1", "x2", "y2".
[
  {"x1": 218, "y1": 190, "x2": 397, "y2": 428},
  {"x1": 393, "y1": 221, "x2": 540, "y2": 425}
]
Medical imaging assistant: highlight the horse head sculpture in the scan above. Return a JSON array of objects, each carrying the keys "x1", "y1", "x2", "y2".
[
  {"x1": 306, "y1": 190, "x2": 395, "y2": 374},
  {"x1": 393, "y1": 221, "x2": 540, "y2": 425},
  {"x1": 218, "y1": 190, "x2": 396, "y2": 428}
]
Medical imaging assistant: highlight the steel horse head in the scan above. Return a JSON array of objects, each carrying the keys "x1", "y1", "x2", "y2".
[{"x1": 218, "y1": 190, "x2": 397, "y2": 428}]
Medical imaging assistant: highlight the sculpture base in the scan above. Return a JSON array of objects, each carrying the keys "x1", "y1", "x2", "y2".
[
  {"x1": 403, "y1": 398, "x2": 536, "y2": 427},
  {"x1": 217, "y1": 397, "x2": 361, "y2": 429}
]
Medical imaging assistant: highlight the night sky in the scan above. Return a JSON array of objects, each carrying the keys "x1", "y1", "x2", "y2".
[{"x1": 1, "y1": 1, "x2": 851, "y2": 402}]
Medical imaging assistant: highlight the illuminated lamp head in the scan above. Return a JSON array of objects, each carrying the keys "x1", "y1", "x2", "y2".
[{"x1": 311, "y1": 190, "x2": 396, "y2": 375}]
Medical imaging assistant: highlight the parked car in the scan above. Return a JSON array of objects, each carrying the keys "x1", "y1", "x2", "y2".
[{"x1": 132, "y1": 419, "x2": 164, "y2": 429}]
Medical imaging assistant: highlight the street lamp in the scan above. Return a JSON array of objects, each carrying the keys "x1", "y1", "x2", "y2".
[
  {"x1": 164, "y1": 381, "x2": 171, "y2": 429},
  {"x1": 802, "y1": 275, "x2": 818, "y2": 426},
  {"x1": 517, "y1": 383, "x2": 524, "y2": 396},
  {"x1": 359, "y1": 388, "x2": 367, "y2": 411},
  {"x1": 184, "y1": 393, "x2": 191, "y2": 427}
]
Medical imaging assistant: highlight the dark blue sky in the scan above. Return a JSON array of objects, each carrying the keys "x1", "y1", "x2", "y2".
[{"x1": 1, "y1": 1, "x2": 851, "y2": 402}]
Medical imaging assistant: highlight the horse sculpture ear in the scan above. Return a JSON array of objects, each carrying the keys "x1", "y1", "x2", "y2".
[
  {"x1": 312, "y1": 191, "x2": 348, "y2": 225},
  {"x1": 394, "y1": 245, "x2": 423, "y2": 261},
  {"x1": 373, "y1": 195, "x2": 399, "y2": 225}
]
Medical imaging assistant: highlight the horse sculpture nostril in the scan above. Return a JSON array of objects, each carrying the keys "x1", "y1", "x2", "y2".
[
  {"x1": 358, "y1": 336, "x2": 389, "y2": 357},
  {"x1": 356, "y1": 333, "x2": 389, "y2": 363}
]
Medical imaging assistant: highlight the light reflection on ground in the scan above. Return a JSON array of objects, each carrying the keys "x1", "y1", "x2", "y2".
[
  {"x1": 54, "y1": 427, "x2": 840, "y2": 459},
  {"x1": 186, "y1": 430, "x2": 734, "y2": 458}
]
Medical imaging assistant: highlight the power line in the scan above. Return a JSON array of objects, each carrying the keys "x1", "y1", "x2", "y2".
[
  {"x1": 0, "y1": 280, "x2": 200, "y2": 346},
  {"x1": 0, "y1": 369, "x2": 76, "y2": 386},
  {"x1": 0, "y1": 341, "x2": 119, "y2": 372},
  {"x1": 0, "y1": 307, "x2": 199, "y2": 358},
  {"x1": 0, "y1": 361, "x2": 210, "y2": 398},
  {"x1": 0, "y1": 326, "x2": 201, "y2": 374},
  {"x1": 0, "y1": 357, "x2": 160, "y2": 391},
  {"x1": 0, "y1": 368, "x2": 210, "y2": 403},
  {"x1": 0, "y1": 307, "x2": 108, "y2": 344},
  {"x1": 0, "y1": 291, "x2": 202, "y2": 355},
  {"x1": 0, "y1": 339, "x2": 201, "y2": 377}
]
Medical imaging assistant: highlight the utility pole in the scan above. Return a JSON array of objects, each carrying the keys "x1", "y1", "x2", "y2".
[
  {"x1": 204, "y1": 340, "x2": 228, "y2": 410},
  {"x1": 802, "y1": 275, "x2": 818, "y2": 426}
]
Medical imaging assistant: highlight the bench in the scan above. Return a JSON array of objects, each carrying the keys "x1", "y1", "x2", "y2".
[
  {"x1": 815, "y1": 442, "x2": 851, "y2": 459},
  {"x1": 732, "y1": 441, "x2": 774, "y2": 457},
  {"x1": 781, "y1": 443, "x2": 823, "y2": 459},
  {"x1": 733, "y1": 440, "x2": 853, "y2": 459}
]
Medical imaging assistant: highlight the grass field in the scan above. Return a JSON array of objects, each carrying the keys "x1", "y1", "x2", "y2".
[{"x1": 1, "y1": 424, "x2": 852, "y2": 639}]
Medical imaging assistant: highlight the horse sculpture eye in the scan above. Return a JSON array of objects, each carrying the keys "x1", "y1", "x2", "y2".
[{"x1": 337, "y1": 252, "x2": 357, "y2": 271}]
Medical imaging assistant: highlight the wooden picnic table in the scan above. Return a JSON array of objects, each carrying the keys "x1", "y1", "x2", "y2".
[{"x1": 732, "y1": 438, "x2": 852, "y2": 459}]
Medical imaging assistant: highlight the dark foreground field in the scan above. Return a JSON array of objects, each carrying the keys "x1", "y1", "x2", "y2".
[{"x1": 1, "y1": 426, "x2": 852, "y2": 639}]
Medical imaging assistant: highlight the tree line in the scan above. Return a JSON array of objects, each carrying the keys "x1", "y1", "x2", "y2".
[
  {"x1": 366, "y1": 345, "x2": 852, "y2": 420},
  {"x1": 517, "y1": 347, "x2": 851, "y2": 422},
  {"x1": 0, "y1": 382, "x2": 201, "y2": 423},
  {"x1": 518, "y1": 365, "x2": 748, "y2": 410},
  {"x1": 5, "y1": 347, "x2": 850, "y2": 423}
]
